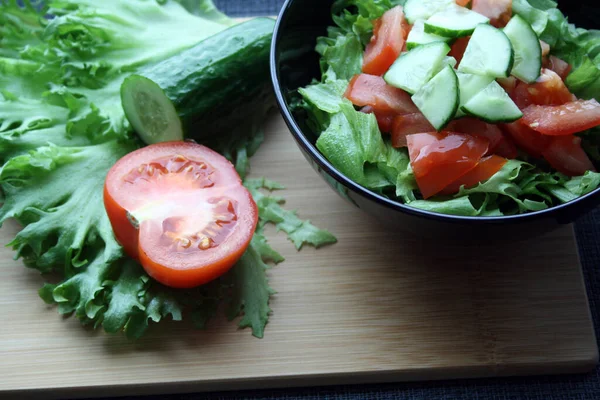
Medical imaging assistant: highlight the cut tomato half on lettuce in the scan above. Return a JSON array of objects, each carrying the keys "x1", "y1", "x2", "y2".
[
  {"x1": 512, "y1": 69, "x2": 575, "y2": 108},
  {"x1": 440, "y1": 155, "x2": 508, "y2": 195},
  {"x1": 446, "y1": 118, "x2": 515, "y2": 157},
  {"x1": 362, "y1": 6, "x2": 408, "y2": 76},
  {"x1": 407, "y1": 132, "x2": 489, "y2": 199},
  {"x1": 471, "y1": 0, "x2": 512, "y2": 28},
  {"x1": 360, "y1": 106, "x2": 396, "y2": 133},
  {"x1": 542, "y1": 136, "x2": 597, "y2": 177},
  {"x1": 501, "y1": 122, "x2": 551, "y2": 158},
  {"x1": 345, "y1": 73, "x2": 418, "y2": 114},
  {"x1": 521, "y1": 99, "x2": 600, "y2": 136},
  {"x1": 104, "y1": 141, "x2": 258, "y2": 289},
  {"x1": 391, "y1": 113, "x2": 435, "y2": 148}
]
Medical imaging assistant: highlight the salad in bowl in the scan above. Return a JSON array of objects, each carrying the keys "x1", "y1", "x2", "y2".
[{"x1": 293, "y1": 0, "x2": 600, "y2": 217}]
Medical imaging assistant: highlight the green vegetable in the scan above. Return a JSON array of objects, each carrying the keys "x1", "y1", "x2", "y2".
[{"x1": 0, "y1": 0, "x2": 336, "y2": 339}]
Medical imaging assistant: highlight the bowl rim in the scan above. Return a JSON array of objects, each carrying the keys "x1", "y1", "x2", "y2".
[{"x1": 269, "y1": 0, "x2": 600, "y2": 224}]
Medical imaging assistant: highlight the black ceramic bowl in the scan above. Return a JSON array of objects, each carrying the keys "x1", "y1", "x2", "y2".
[{"x1": 270, "y1": 0, "x2": 600, "y2": 239}]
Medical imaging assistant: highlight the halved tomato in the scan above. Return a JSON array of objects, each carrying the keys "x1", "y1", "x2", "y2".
[
  {"x1": 501, "y1": 121, "x2": 551, "y2": 158},
  {"x1": 104, "y1": 142, "x2": 258, "y2": 289},
  {"x1": 546, "y1": 55, "x2": 572, "y2": 81},
  {"x1": 512, "y1": 69, "x2": 575, "y2": 108},
  {"x1": 363, "y1": 6, "x2": 408, "y2": 76},
  {"x1": 450, "y1": 36, "x2": 470, "y2": 66},
  {"x1": 471, "y1": 0, "x2": 512, "y2": 28},
  {"x1": 521, "y1": 99, "x2": 600, "y2": 136},
  {"x1": 345, "y1": 74, "x2": 418, "y2": 114},
  {"x1": 360, "y1": 106, "x2": 396, "y2": 133},
  {"x1": 440, "y1": 155, "x2": 508, "y2": 195},
  {"x1": 542, "y1": 135, "x2": 596, "y2": 176},
  {"x1": 447, "y1": 118, "x2": 504, "y2": 154},
  {"x1": 391, "y1": 113, "x2": 435, "y2": 148},
  {"x1": 407, "y1": 132, "x2": 489, "y2": 199}
]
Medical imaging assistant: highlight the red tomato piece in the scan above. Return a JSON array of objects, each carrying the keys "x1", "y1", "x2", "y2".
[
  {"x1": 542, "y1": 135, "x2": 596, "y2": 176},
  {"x1": 455, "y1": 0, "x2": 471, "y2": 6},
  {"x1": 345, "y1": 74, "x2": 418, "y2": 114},
  {"x1": 391, "y1": 113, "x2": 435, "y2": 148},
  {"x1": 363, "y1": 6, "x2": 408, "y2": 76},
  {"x1": 512, "y1": 69, "x2": 576, "y2": 108},
  {"x1": 540, "y1": 40, "x2": 550, "y2": 58},
  {"x1": 472, "y1": 0, "x2": 512, "y2": 28},
  {"x1": 440, "y1": 155, "x2": 508, "y2": 195},
  {"x1": 407, "y1": 132, "x2": 489, "y2": 199},
  {"x1": 546, "y1": 55, "x2": 572, "y2": 81},
  {"x1": 446, "y1": 118, "x2": 503, "y2": 154},
  {"x1": 104, "y1": 142, "x2": 258, "y2": 289},
  {"x1": 450, "y1": 36, "x2": 470, "y2": 66},
  {"x1": 498, "y1": 76, "x2": 518, "y2": 94},
  {"x1": 501, "y1": 121, "x2": 551, "y2": 158},
  {"x1": 521, "y1": 99, "x2": 600, "y2": 136},
  {"x1": 360, "y1": 106, "x2": 396, "y2": 133},
  {"x1": 493, "y1": 135, "x2": 519, "y2": 159}
]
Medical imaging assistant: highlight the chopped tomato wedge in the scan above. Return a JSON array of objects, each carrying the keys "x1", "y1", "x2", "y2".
[
  {"x1": 391, "y1": 113, "x2": 435, "y2": 148},
  {"x1": 407, "y1": 132, "x2": 489, "y2": 199},
  {"x1": 345, "y1": 74, "x2": 418, "y2": 114},
  {"x1": 501, "y1": 121, "x2": 551, "y2": 158},
  {"x1": 546, "y1": 55, "x2": 572, "y2": 81},
  {"x1": 542, "y1": 136, "x2": 596, "y2": 176},
  {"x1": 512, "y1": 69, "x2": 576, "y2": 108},
  {"x1": 104, "y1": 142, "x2": 258, "y2": 288},
  {"x1": 446, "y1": 118, "x2": 504, "y2": 154},
  {"x1": 540, "y1": 40, "x2": 550, "y2": 58},
  {"x1": 450, "y1": 36, "x2": 470, "y2": 66},
  {"x1": 455, "y1": 0, "x2": 471, "y2": 6},
  {"x1": 498, "y1": 76, "x2": 518, "y2": 94},
  {"x1": 521, "y1": 99, "x2": 600, "y2": 136},
  {"x1": 493, "y1": 135, "x2": 519, "y2": 159},
  {"x1": 363, "y1": 6, "x2": 408, "y2": 76},
  {"x1": 471, "y1": 0, "x2": 512, "y2": 28},
  {"x1": 360, "y1": 106, "x2": 396, "y2": 133},
  {"x1": 440, "y1": 155, "x2": 508, "y2": 195}
]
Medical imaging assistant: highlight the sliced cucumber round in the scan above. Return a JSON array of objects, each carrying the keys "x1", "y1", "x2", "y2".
[
  {"x1": 121, "y1": 75, "x2": 183, "y2": 145},
  {"x1": 384, "y1": 42, "x2": 451, "y2": 94},
  {"x1": 406, "y1": 20, "x2": 452, "y2": 50},
  {"x1": 458, "y1": 24, "x2": 514, "y2": 78},
  {"x1": 461, "y1": 81, "x2": 523, "y2": 123},
  {"x1": 412, "y1": 65, "x2": 459, "y2": 131},
  {"x1": 424, "y1": 5, "x2": 490, "y2": 38},
  {"x1": 503, "y1": 15, "x2": 542, "y2": 83},
  {"x1": 404, "y1": 0, "x2": 456, "y2": 25},
  {"x1": 455, "y1": 72, "x2": 495, "y2": 118}
]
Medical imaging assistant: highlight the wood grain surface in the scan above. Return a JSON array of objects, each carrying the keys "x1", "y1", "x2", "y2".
[{"x1": 0, "y1": 112, "x2": 597, "y2": 399}]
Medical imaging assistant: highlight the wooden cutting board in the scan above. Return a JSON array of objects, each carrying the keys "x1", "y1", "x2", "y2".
[{"x1": 0, "y1": 113, "x2": 598, "y2": 399}]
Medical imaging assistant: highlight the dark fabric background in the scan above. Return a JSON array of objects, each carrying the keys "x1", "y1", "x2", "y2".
[{"x1": 109, "y1": 1, "x2": 600, "y2": 399}]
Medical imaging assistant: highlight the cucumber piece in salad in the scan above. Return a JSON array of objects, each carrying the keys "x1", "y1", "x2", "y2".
[
  {"x1": 424, "y1": 5, "x2": 490, "y2": 38},
  {"x1": 412, "y1": 64, "x2": 459, "y2": 131},
  {"x1": 462, "y1": 80, "x2": 523, "y2": 123},
  {"x1": 404, "y1": 0, "x2": 455, "y2": 25},
  {"x1": 384, "y1": 42, "x2": 451, "y2": 94},
  {"x1": 458, "y1": 24, "x2": 514, "y2": 78},
  {"x1": 406, "y1": 20, "x2": 452, "y2": 50},
  {"x1": 503, "y1": 15, "x2": 542, "y2": 83},
  {"x1": 455, "y1": 72, "x2": 495, "y2": 118}
]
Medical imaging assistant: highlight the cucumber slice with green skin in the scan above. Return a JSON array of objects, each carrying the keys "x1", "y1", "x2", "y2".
[
  {"x1": 455, "y1": 72, "x2": 495, "y2": 118},
  {"x1": 424, "y1": 5, "x2": 490, "y2": 38},
  {"x1": 412, "y1": 65, "x2": 460, "y2": 131},
  {"x1": 461, "y1": 81, "x2": 523, "y2": 123},
  {"x1": 406, "y1": 20, "x2": 452, "y2": 50},
  {"x1": 384, "y1": 42, "x2": 451, "y2": 94},
  {"x1": 121, "y1": 75, "x2": 183, "y2": 144},
  {"x1": 404, "y1": 0, "x2": 456, "y2": 25},
  {"x1": 503, "y1": 15, "x2": 542, "y2": 83},
  {"x1": 458, "y1": 24, "x2": 514, "y2": 78}
]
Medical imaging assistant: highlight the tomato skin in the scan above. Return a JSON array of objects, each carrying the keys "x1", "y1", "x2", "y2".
[
  {"x1": 546, "y1": 55, "x2": 572, "y2": 81},
  {"x1": 360, "y1": 106, "x2": 396, "y2": 133},
  {"x1": 391, "y1": 113, "x2": 435, "y2": 148},
  {"x1": 521, "y1": 99, "x2": 600, "y2": 136},
  {"x1": 540, "y1": 40, "x2": 550, "y2": 58},
  {"x1": 455, "y1": 0, "x2": 471, "y2": 6},
  {"x1": 501, "y1": 122, "x2": 551, "y2": 158},
  {"x1": 363, "y1": 6, "x2": 408, "y2": 76},
  {"x1": 542, "y1": 136, "x2": 597, "y2": 177},
  {"x1": 407, "y1": 132, "x2": 489, "y2": 199},
  {"x1": 450, "y1": 36, "x2": 470, "y2": 66},
  {"x1": 472, "y1": 0, "x2": 512, "y2": 28},
  {"x1": 513, "y1": 69, "x2": 575, "y2": 108},
  {"x1": 440, "y1": 155, "x2": 507, "y2": 195},
  {"x1": 345, "y1": 74, "x2": 418, "y2": 114},
  {"x1": 446, "y1": 118, "x2": 503, "y2": 154},
  {"x1": 104, "y1": 141, "x2": 258, "y2": 289}
]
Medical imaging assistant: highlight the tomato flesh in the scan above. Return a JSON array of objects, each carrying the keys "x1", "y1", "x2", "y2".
[
  {"x1": 540, "y1": 40, "x2": 550, "y2": 58},
  {"x1": 521, "y1": 99, "x2": 600, "y2": 136},
  {"x1": 391, "y1": 113, "x2": 435, "y2": 148},
  {"x1": 513, "y1": 69, "x2": 575, "y2": 108},
  {"x1": 501, "y1": 122, "x2": 551, "y2": 158},
  {"x1": 363, "y1": 6, "x2": 408, "y2": 76},
  {"x1": 450, "y1": 36, "x2": 470, "y2": 66},
  {"x1": 546, "y1": 55, "x2": 572, "y2": 81},
  {"x1": 440, "y1": 155, "x2": 507, "y2": 195},
  {"x1": 446, "y1": 118, "x2": 504, "y2": 154},
  {"x1": 407, "y1": 132, "x2": 489, "y2": 199},
  {"x1": 345, "y1": 74, "x2": 418, "y2": 114},
  {"x1": 360, "y1": 106, "x2": 396, "y2": 133},
  {"x1": 455, "y1": 0, "x2": 471, "y2": 6},
  {"x1": 471, "y1": 0, "x2": 512, "y2": 28},
  {"x1": 542, "y1": 136, "x2": 596, "y2": 177},
  {"x1": 104, "y1": 142, "x2": 258, "y2": 289}
]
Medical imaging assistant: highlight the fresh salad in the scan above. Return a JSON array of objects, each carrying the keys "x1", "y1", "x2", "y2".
[
  {"x1": 0, "y1": 0, "x2": 336, "y2": 339},
  {"x1": 295, "y1": 0, "x2": 600, "y2": 216}
]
